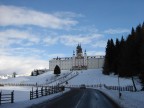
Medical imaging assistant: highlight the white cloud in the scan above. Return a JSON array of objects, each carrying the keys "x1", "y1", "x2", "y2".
[
  {"x1": 0, "y1": 29, "x2": 39, "y2": 47},
  {"x1": 87, "y1": 51, "x2": 105, "y2": 56},
  {"x1": 60, "y1": 33, "x2": 103, "y2": 46},
  {"x1": 92, "y1": 40, "x2": 107, "y2": 48},
  {"x1": 41, "y1": 33, "x2": 103, "y2": 46},
  {"x1": 71, "y1": 25, "x2": 98, "y2": 33},
  {"x1": 53, "y1": 12, "x2": 83, "y2": 18},
  {"x1": 0, "y1": 5, "x2": 78, "y2": 29},
  {"x1": 0, "y1": 47, "x2": 47, "y2": 58},
  {"x1": 104, "y1": 28, "x2": 130, "y2": 34},
  {"x1": 43, "y1": 36, "x2": 59, "y2": 46},
  {"x1": 0, "y1": 55, "x2": 49, "y2": 75}
]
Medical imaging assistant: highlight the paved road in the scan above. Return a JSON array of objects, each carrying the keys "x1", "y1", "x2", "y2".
[{"x1": 30, "y1": 88, "x2": 120, "y2": 108}]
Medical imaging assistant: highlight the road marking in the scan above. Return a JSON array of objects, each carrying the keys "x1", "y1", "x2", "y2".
[{"x1": 75, "y1": 91, "x2": 86, "y2": 108}]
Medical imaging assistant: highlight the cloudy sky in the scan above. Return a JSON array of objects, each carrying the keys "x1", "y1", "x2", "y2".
[{"x1": 0, "y1": 0, "x2": 144, "y2": 75}]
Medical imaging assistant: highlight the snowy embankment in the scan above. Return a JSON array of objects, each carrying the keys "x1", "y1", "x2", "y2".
[
  {"x1": 0, "y1": 89, "x2": 70, "y2": 108},
  {"x1": 0, "y1": 70, "x2": 72, "y2": 108},
  {"x1": 0, "y1": 70, "x2": 72, "y2": 103},
  {"x1": 100, "y1": 89, "x2": 144, "y2": 108},
  {"x1": 0, "y1": 70, "x2": 71, "y2": 85},
  {"x1": 0, "y1": 69, "x2": 143, "y2": 108},
  {"x1": 66, "y1": 69, "x2": 143, "y2": 108},
  {"x1": 68, "y1": 69, "x2": 134, "y2": 86}
]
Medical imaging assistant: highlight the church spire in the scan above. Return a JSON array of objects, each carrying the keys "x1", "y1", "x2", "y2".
[
  {"x1": 73, "y1": 50, "x2": 75, "y2": 55},
  {"x1": 85, "y1": 49, "x2": 86, "y2": 54},
  {"x1": 78, "y1": 43, "x2": 79, "y2": 47}
]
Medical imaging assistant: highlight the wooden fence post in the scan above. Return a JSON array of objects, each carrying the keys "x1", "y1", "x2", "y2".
[
  {"x1": 30, "y1": 91, "x2": 32, "y2": 100},
  {"x1": 49, "y1": 87, "x2": 50, "y2": 95},
  {"x1": 30, "y1": 87, "x2": 33, "y2": 100},
  {"x1": 32, "y1": 87, "x2": 33, "y2": 99},
  {"x1": 11, "y1": 91, "x2": 14, "y2": 103},
  {"x1": 0, "y1": 92, "x2": 1, "y2": 105},
  {"x1": 45, "y1": 87, "x2": 47, "y2": 96},
  {"x1": 51, "y1": 86, "x2": 53, "y2": 94},
  {"x1": 53, "y1": 86, "x2": 55, "y2": 93},
  {"x1": 57, "y1": 86, "x2": 59, "y2": 92},
  {"x1": 41, "y1": 87, "x2": 43, "y2": 96},
  {"x1": 36, "y1": 88, "x2": 38, "y2": 98},
  {"x1": 54, "y1": 86, "x2": 56, "y2": 93}
]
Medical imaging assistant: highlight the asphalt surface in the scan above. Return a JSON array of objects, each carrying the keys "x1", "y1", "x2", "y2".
[{"x1": 30, "y1": 88, "x2": 121, "y2": 108}]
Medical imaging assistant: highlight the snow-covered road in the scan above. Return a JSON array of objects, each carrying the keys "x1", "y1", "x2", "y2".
[{"x1": 30, "y1": 88, "x2": 120, "y2": 108}]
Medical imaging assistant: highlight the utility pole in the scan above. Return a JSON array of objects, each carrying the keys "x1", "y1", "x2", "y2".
[
  {"x1": 98, "y1": 58, "x2": 99, "y2": 68},
  {"x1": 132, "y1": 76, "x2": 137, "y2": 92},
  {"x1": 118, "y1": 74, "x2": 121, "y2": 98}
]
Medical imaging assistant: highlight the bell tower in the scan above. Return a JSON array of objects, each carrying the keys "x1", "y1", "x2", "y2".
[
  {"x1": 84, "y1": 49, "x2": 87, "y2": 67},
  {"x1": 72, "y1": 50, "x2": 75, "y2": 67},
  {"x1": 76, "y1": 44, "x2": 83, "y2": 57}
]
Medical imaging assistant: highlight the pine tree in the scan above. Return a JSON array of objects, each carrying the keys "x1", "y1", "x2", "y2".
[
  {"x1": 36, "y1": 70, "x2": 39, "y2": 76},
  {"x1": 31, "y1": 72, "x2": 34, "y2": 76},
  {"x1": 138, "y1": 23, "x2": 144, "y2": 87},
  {"x1": 54, "y1": 65, "x2": 61, "y2": 75},
  {"x1": 117, "y1": 36, "x2": 127, "y2": 76},
  {"x1": 103, "y1": 40, "x2": 111, "y2": 75},
  {"x1": 103, "y1": 39, "x2": 115, "y2": 75},
  {"x1": 113, "y1": 38, "x2": 120, "y2": 75},
  {"x1": 109, "y1": 39, "x2": 115, "y2": 73},
  {"x1": 102, "y1": 22, "x2": 144, "y2": 87}
]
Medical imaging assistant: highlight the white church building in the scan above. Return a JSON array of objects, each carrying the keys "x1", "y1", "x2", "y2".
[{"x1": 49, "y1": 44, "x2": 104, "y2": 71}]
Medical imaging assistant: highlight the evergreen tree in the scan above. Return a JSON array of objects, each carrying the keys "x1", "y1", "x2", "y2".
[
  {"x1": 109, "y1": 39, "x2": 115, "y2": 73},
  {"x1": 102, "y1": 22, "x2": 144, "y2": 87},
  {"x1": 36, "y1": 70, "x2": 39, "y2": 76},
  {"x1": 54, "y1": 65, "x2": 61, "y2": 75},
  {"x1": 31, "y1": 72, "x2": 34, "y2": 76},
  {"x1": 103, "y1": 39, "x2": 115, "y2": 75},
  {"x1": 117, "y1": 36, "x2": 128, "y2": 76},
  {"x1": 138, "y1": 23, "x2": 144, "y2": 86},
  {"x1": 113, "y1": 38, "x2": 120, "y2": 74},
  {"x1": 103, "y1": 40, "x2": 110, "y2": 75}
]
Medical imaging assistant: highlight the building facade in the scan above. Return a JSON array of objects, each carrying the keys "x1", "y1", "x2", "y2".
[{"x1": 49, "y1": 44, "x2": 104, "y2": 71}]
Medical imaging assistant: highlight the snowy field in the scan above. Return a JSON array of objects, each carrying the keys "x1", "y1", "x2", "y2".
[
  {"x1": 0, "y1": 70, "x2": 71, "y2": 85},
  {"x1": 0, "y1": 89, "x2": 70, "y2": 108},
  {"x1": 68, "y1": 69, "x2": 134, "y2": 86},
  {"x1": 0, "y1": 69, "x2": 143, "y2": 108}
]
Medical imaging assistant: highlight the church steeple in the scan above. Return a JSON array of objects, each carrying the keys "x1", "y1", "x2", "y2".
[
  {"x1": 76, "y1": 43, "x2": 83, "y2": 57},
  {"x1": 84, "y1": 49, "x2": 86, "y2": 54},
  {"x1": 73, "y1": 50, "x2": 75, "y2": 55}
]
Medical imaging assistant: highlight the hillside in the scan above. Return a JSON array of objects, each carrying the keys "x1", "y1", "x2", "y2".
[
  {"x1": 0, "y1": 69, "x2": 143, "y2": 108},
  {"x1": 0, "y1": 70, "x2": 70, "y2": 85}
]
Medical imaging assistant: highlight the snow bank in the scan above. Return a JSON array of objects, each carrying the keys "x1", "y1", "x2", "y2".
[
  {"x1": 0, "y1": 70, "x2": 71, "y2": 85},
  {"x1": 0, "y1": 69, "x2": 143, "y2": 108},
  {"x1": 68, "y1": 69, "x2": 133, "y2": 86},
  {"x1": 0, "y1": 89, "x2": 70, "y2": 108},
  {"x1": 100, "y1": 89, "x2": 144, "y2": 108}
]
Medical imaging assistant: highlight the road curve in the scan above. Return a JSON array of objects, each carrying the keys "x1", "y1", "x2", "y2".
[{"x1": 29, "y1": 88, "x2": 121, "y2": 108}]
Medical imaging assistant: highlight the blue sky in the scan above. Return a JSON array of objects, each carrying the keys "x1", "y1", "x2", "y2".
[{"x1": 0, "y1": 0, "x2": 144, "y2": 75}]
